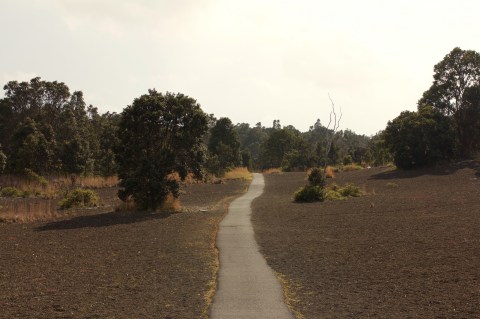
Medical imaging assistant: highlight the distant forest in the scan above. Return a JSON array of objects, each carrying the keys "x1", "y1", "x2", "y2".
[
  {"x1": 0, "y1": 78, "x2": 387, "y2": 178},
  {"x1": 0, "y1": 47, "x2": 479, "y2": 180}
]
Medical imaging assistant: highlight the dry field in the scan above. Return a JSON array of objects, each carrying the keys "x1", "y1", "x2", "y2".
[
  {"x1": 0, "y1": 179, "x2": 249, "y2": 319},
  {"x1": 252, "y1": 161, "x2": 480, "y2": 318}
]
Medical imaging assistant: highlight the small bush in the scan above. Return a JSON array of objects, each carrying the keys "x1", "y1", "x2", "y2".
[
  {"x1": 308, "y1": 168, "x2": 326, "y2": 187},
  {"x1": 0, "y1": 187, "x2": 26, "y2": 198},
  {"x1": 324, "y1": 183, "x2": 364, "y2": 201},
  {"x1": 59, "y1": 189, "x2": 99, "y2": 209},
  {"x1": 338, "y1": 183, "x2": 363, "y2": 197},
  {"x1": 325, "y1": 189, "x2": 347, "y2": 201},
  {"x1": 386, "y1": 182, "x2": 398, "y2": 188},
  {"x1": 294, "y1": 185, "x2": 325, "y2": 202}
]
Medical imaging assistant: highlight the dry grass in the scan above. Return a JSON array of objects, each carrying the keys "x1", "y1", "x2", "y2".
[
  {"x1": 0, "y1": 174, "x2": 118, "y2": 223},
  {"x1": 325, "y1": 166, "x2": 335, "y2": 178},
  {"x1": 0, "y1": 198, "x2": 60, "y2": 223},
  {"x1": 167, "y1": 172, "x2": 200, "y2": 185},
  {"x1": 223, "y1": 167, "x2": 252, "y2": 180},
  {"x1": 263, "y1": 168, "x2": 283, "y2": 175},
  {"x1": 0, "y1": 174, "x2": 118, "y2": 199},
  {"x1": 160, "y1": 193, "x2": 181, "y2": 212}
]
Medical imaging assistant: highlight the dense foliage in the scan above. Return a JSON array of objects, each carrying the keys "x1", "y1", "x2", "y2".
[
  {"x1": 386, "y1": 47, "x2": 480, "y2": 168},
  {"x1": 0, "y1": 77, "x2": 119, "y2": 176},
  {"x1": 206, "y1": 117, "x2": 241, "y2": 175},
  {"x1": 384, "y1": 106, "x2": 456, "y2": 169}
]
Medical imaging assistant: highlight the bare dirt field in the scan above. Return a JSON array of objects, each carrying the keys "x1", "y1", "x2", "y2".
[
  {"x1": 0, "y1": 180, "x2": 249, "y2": 319},
  {"x1": 252, "y1": 161, "x2": 480, "y2": 318}
]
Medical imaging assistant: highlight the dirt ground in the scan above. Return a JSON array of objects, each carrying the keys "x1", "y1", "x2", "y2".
[
  {"x1": 0, "y1": 180, "x2": 249, "y2": 319},
  {"x1": 252, "y1": 161, "x2": 480, "y2": 318}
]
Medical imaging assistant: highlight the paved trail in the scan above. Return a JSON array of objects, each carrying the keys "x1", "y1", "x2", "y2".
[{"x1": 210, "y1": 173, "x2": 293, "y2": 319}]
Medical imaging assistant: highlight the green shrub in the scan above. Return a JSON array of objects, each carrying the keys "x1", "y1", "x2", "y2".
[
  {"x1": 386, "y1": 182, "x2": 398, "y2": 188},
  {"x1": 59, "y1": 189, "x2": 99, "y2": 209},
  {"x1": 294, "y1": 185, "x2": 325, "y2": 202},
  {"x1": 308, "y1": 167, "x2": 326, "y2": 187},
  {"x1": 338, "y1": 183, "x2": 363, "y2": 197},
  {"x1": 325, "y1": 189, "x2": 346, "y2": 200},
  {"x1": 0, "y1": 187, "x2": 25, "y2": 198},
  {"x1": 324, "y1": 183, "x2": 364, "y2": 201}
]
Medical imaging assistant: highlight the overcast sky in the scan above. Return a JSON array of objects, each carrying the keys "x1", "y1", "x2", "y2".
[{"x1": 1, "y1": 0, "x2": 480, "y2": 135}]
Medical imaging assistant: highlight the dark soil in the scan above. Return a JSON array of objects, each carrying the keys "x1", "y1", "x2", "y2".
[
  {"x1": 252, "y1": 161, "x2": 480, "y2": 318},
  {"x1": 0, "y1": 179, "x2": 249, "y2": 319}
]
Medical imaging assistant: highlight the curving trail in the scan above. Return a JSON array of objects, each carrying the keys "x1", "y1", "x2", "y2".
[{"x1": 210, "y1": 173, "x2": 292, "y2": 319}]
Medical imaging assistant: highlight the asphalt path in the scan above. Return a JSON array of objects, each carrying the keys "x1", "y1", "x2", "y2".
[{"x1": 210, "y1": 173, "x2": 293, "y2": 319}]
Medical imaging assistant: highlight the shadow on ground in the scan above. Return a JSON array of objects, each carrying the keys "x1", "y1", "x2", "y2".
[
  {"x1": 36, "y1": 210, "x2": 173, "y2": 231},
  {"x1": 370, "y1": 160, "x2": 480, "y2": 180}
]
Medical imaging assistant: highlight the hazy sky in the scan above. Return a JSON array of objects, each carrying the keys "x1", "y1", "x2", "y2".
[{"x1": 1, "y1": 0, "x2": 480, "y2": 135}]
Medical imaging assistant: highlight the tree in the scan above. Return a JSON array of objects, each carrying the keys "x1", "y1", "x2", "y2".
[
  {"x1": 419, "y1": 47, "x2": 480, "y2": 116},
  {"x1": 116, "y1": 90, "x2": 208, "y2": 210},
  {"x1": 8, "y1": 118, "x2": 54, "y2": 174},
  {"x1": 384, "y1": 106, "x2": 456, "y2": 169},
  {"x1": 418, "y1": 47, "x2": 480, "y2": 156},
  {"x1": 207, "y1": 117, "x2": 241, "y2": 175},
  {"x1": 0, "y1": 148, "x2": 6, "y2": 174},
  {"x1": 260, "y1": 127, "x2": 299, "y2": 169}
]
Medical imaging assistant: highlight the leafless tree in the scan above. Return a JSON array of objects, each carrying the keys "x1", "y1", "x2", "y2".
[{"x1": 324, "y1": 94, "x2": 342, "y2": 162}]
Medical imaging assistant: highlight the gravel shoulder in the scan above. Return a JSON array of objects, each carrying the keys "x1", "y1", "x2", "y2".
[{"x1": 251, "y1": 161, "x2": 480, "y2": 318}]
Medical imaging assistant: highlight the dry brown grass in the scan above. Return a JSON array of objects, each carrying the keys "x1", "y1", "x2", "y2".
[
  {"x1": 263, "y1": 168, "x2": 283, "y2": 175},
  {"x1": 0, "y1": 174, "x2": 118, "y2": 199},
  {"x1": 325, "y1": 166, "x2": 335, "y2": 178},
  {"x1": 160, "y1": 193, "x2": 181, "y2": 212},
  {"x1": 0, "y1": 198, "x2": 60, "y2": 223},
  {"x1": 166, "y1": 172, "x2": 200, "y2": 185},
  {"x1": 0, "y1": 174, "x2": 118, "y2": 223},
  {"x1": 223, "y1": 167, "x2": 252, "y2": 180}
]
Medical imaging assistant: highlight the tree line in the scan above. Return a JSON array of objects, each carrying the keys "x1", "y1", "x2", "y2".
[{"x1": 1, "y1": 46, "x2": 479, "y2": 209}]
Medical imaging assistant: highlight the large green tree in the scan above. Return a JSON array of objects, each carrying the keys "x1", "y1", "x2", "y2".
[
  {"x1": 117, "y1": 90, "x2": 208, "y2": 210},
  {"x1": 419, "y1": 47, "x2": 480, "y2": 156},
  {"x1": 384, "y1": 106, "x2": 456, "y2": 169}
]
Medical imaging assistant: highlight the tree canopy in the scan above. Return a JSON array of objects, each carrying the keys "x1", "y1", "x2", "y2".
[{"x1": 116, "y1": 90, "x2": 208, "y2": 210}]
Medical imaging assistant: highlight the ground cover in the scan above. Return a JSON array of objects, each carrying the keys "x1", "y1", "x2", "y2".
[
  {"x1": 0, "y1": 179, "x2": 249, "y2": 318},
  {"x1": 252, "y1": 161, "x2": 480, "y2": 318}
]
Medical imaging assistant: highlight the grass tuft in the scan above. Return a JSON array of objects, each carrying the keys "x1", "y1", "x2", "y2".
[
  {"x1": 325, "y1": 166, "x2": 335, "y2": 178},
  {"x1": 263, "y1": 168, "x2": 282, "y2": 175}
]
